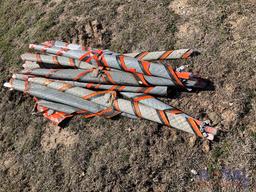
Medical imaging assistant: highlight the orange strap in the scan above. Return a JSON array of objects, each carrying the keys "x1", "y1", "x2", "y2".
[
  {"x1": 100, "y1": 55, "x2": 109, "y2": 67},
  {"x1": 182, "y1": 49, "x2": 193, "y2": 59},
  {"x1": 119, "y1": 55, "x2": 136, "y2": 73},
  {"x1": 144, "y1": 87, "x2": 154, "y2": 94},
  {"x1": 140, "y1": 61, "x2": 152, "y2": 75},
  {"x1": 136, "y1": 51, "x2": 149, "y2": 60},
  {"x1": 133, "y1": 73, "x2": 150, "y2": 86},
  {"x1": 24, "y1": 80, "x2": 29, "y2": 95},
  {"x1": 41, "y1": 45, "x2": 49, "y2": 53},
  {"x1": 52, "y1": 56, "x2": 60, "y2": 65},
  {"x1": 58, "y1": 84, "x2": 73, "y2": 92},
  {"x1": 103, "y1": 71, "x2": 116, "y2": 84},
  {"x1": 113, "y1": 100, "x2": 121, "y2": 111},
  {"x1": 133, "y1": 95, "x2": 154, "y2": 102},
  {"x1": 73, "y1": 69, "x2": 93, "y2": 81},
  {"x1": 96, "y1": 107, "x2": 117, "y2": 118},
  {"x1": 45, "y1": 69, "x2": 59, "y2": 78},
  {"x1": 75, "y1": 109, "x2": 88, "y2": 114},
  {"x1": 159, "y1": 50, "x2": 173, "y2": 60},
  {"x1": 86, "y1": 83, "x2": 94, "y2": 89},
  {"x1": 82, "y1": 90, "x2": 114, "y2": 100},
  {"x1": 83, "y1": 107, "x2": 117, "y2": 119},
  {"x1": 56, "y1": 48, "x2": 67, "y2": 56},
  {"x1": 187, "y1": 117, "x2": 203, "y2": 137},
  {"x1": 166, "y1": 66, "x2": 185, "y2": 88},
  {"x1": 69, "y1": 58, "x2": 75, "y2": 67},
  {"x1": 79, "y1": 52, "x2": 90, "y2": 61},
  {"x1": 42, "y1": 41, "x2": 53, "y2": 47},
  {"x1": 43, "y1": 79, "x2": 54, "y2": 86},
  {"x1": 132, "y1": 101, "x2": 142, "y2": 118},
  {"x1": 94, "y1": 84, "x2": 101, "y2": 89},
  {"x1": 157, "y1": 110, "x2": 170, "y2": 126},
  {"x1": 81, "y1": 46, "x2": 86, "y2": 51},
  {"x1": 169, "y1": 109, "x2": 182, "y2": 115},
  {"x1": 36, "y1": 54, "x2": 42, "y2": 63},
  {"x1": 44, "y1": 111, "x2": 72, "y2": 125},
  {"x1": 82, "y1": 92, "x2": 101, "y2": 100},
  {"x1": 109, "y1": 85, "x2": 118, "y2": 91},
  {"x1": 36, "y1": 105, "x2": 48, "y2": 113},
  {"x1": 176, "y1": 72, "x2": 191, "y2": 79},
  {"x1": 118, "y1": 86, "x2": 126, "y2": 91},
  {"x1": 84, "y1": 110, "x2": 103, "y2": 118}
]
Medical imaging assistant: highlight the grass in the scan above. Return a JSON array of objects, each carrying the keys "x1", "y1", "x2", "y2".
[{"x1": 0, "y1": 0, "x2": 66, "y2": 67}]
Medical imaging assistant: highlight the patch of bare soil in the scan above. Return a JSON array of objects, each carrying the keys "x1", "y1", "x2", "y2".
[
  {"x1": 41, "y1": 124, "x2": 79, "y2": 152},
  {"x1": 0, "y1": 0, "x2": 255, "y2": 191}
]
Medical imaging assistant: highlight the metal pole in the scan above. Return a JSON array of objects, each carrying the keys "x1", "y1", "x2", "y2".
[
  {"x1": 45, "y1": 41, "x2": 194, "y2": 60},
  {"x1": 111, "y1": 98, "x2": 214, "y2": 140},
  {"x1": 13, "y1": 74, "x2": 138, "y2": 119},
  {"x1": 21, "y1": 53, "x2": 94, "y2": 69},
  {"x1": 5, "y1": 79, "x2": 118, "y2": 118},
  {"x1": 6, "y1": 78, "x2": 215, "y2": 140},
  {"x1": 120, "y1": 92, "x2": 217, "y2": 136},
  {"x1": 124, "y1": 49, "x2": 194, "y2": 60},
  {"x1": 61, "y1": 81, "x2": 168, "y2": 96},
  {"x1": 36, "y1": 99, "x2": 80, "y2": 114},
  {"x1": 20, "y1": 68, "x2": 176, "y2": 87},
  {"x1": 29, "y1": 43, "x2": 202, "y2": 89}
]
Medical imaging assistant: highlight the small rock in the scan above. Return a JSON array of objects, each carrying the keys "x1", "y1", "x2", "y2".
[
  {"x1": 126, "y1": 127, "x2": 133, "y2": 132},
  {"x1": 80, "y1": 172, "x2": 85, "y2": 177},
  {"x1": 9, "y1": 165, "x2": 19, "y2": 177},
  {"x1": 202, "y1": 140, "x2": 210, "y2": 153},
  {"x1": 208, "y1": 112, "x2": 221, "y2": 125},
  {"x1": 191, "y1": 169, "x2": 198, "y2": 175},
  {"x1": 171, "y1": 130, "x2": 178, "y2": 142},
  {"x1": 221, "y1": 110, "x2": 237, "y2": 124},
  {"x1": 188, "y1": 135, "x2": 197, "y2": 147},
  {"x1": 117, "y1": 5, "x2": 125, "y2": 14}
]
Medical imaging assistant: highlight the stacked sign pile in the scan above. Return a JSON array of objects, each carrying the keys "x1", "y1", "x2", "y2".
[{"x1": 4, "y1": 41, "x2": 217, "y2": 140}]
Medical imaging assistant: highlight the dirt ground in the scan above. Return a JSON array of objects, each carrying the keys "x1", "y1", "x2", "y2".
[{"x1": 0, "y1": 0, "x2": 255, "y2": 191}]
